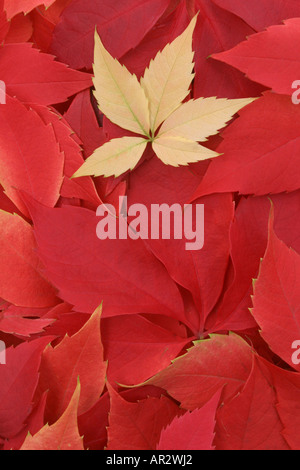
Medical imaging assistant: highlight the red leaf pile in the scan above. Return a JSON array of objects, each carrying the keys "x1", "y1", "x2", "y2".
[{"x1": 1, "y1": 0, "x2": 300, "y2": 451}]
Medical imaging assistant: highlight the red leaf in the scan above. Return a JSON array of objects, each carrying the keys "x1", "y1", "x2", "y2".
[
  {"x1": 207, "y1": 191, "x2": 300, "y2": 333},
  {"x1": 0, "y1": 43, "x2": 92, "y2": 105},
  {"x1": 127, "y1": 157, "x2": 234, "y2": 332},
  {"x1": 102, "y1": 314, "x2": 191, "y2": 385},
  {"x1": 2, "y1": 392, "x2": 47, "y2": 450},
  {"x1": 64, "y1": 90, "x2": 106, "y2": 159},
  {"x1": 21, "y1": 380, "x2": 84, "y2": 450},
  {"x1": 0, "y1": 210, "x2": 57, "y2": 308},
  {"x1": 215, "y1": 356, "x2": 289, "y2": 450},
  {"x1": 213, "y1": 18, "x2": 300, "y2": 96},
  {"x1": 252, "y1": 207, "x2": 300, "y2": 371},
  {"x1": 24, "y1": 197, "x2": 186, "y2": 322},
  {"x1": 191, "y1": 93, "x2": 300, "y2": 198},
  {"x1": 213, "y1": 0, "x2": 300, "y2": 31},
  {"x1": 0, "y1": 337, "x2": 52, "y2": 438},
  {"x1": 31, "y1": 103, "x2": 101, "y2": 207},
  {"x1": 37, "y1": 306, "x2": 107, "y2": 423},
  {"x1": 262, "y1": 358, "x2": 300, "y2": 450},
  {"x1": 4, "y1": 13, "x2": 33, "y2": 43},
  {"x1": 157, "y1": 391, "x2": 221, "y2": 450},
  {"x1": 122, "y1": 1, "x2": 190, "y2": 79},
  {"x1": 78, "y1": 392, "x2": 110, "y2": 451},
  {"x1": 147, "y1": 334, "x2": 253, "y2": 410},
  {"x1": 0, "y1": 307, "x2": 55, "y2": 338},
  {"x1": 51, "y1": 0, "x2": 170, "y2": 69},
  {"x1": 0, "y1": 96, "x2": 64, "y2": 218},
  {"x1": 0, "y1": 0, "x2": 9, "y2": 42},
  {"x1": 193, "y1": 0, "x2": 265, "y2": 99},
  {"x1": 4, "y1": 1, "x2": 55, "y2": 19},
  {"x1": 107, "y1": 384, "x2": 182, "y2": 450}
]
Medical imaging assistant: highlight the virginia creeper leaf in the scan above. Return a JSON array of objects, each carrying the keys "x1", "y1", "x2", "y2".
[
  {"x1": 145, "y1": 334, "x2": 253, "y2": 410},
  {"x1": 51, "y1": 0, "x2": 170, "y2": 69},
  {"x1": 215, "y1": 357, "x2": 289, "y2": 450},
  {"x1": 73, "y1": 137, "x2": 148, "y2": 178},
  {"x1": 153, "y1": 135, "x2": 220, "y2": 166},
  {"x1": 191, "y1": 93, "x2": 300, "y2": 199},
  {"x1": 0, "y1": 43, "x2": 92, "y2": 105},
  {"x1": 141, "y1": 15, "x2": 197, "y2": 133},
  {"x1": 158, "y1": 97, "x2": 256, "y2": 141},
  {"x1": 0, "y1": 96, "x2": 64, "y2": 218},
  {"x1": 107, "y1": 384, "x2": 182, "y2": 450},
  {"x1": 23, "y1": 196, "x2": 186, "y2": 321},
  {"x1": 157, "y1": 391, "x2": 221, "y2": 450},
  {"x1": 93, "y1": 31, "x2": 150, "y2": 136},
  {"x1": 213, "y1": 18, "x2": 300, "y2": 96},
  {"x1": 252, "y1": 207, "x2": 300, "y2": 371},
  {"x1": 4, "y1": 1, "x2": 55, "y2": 19},
  {"x1": 21, "y1": 381, "x2": 84, "y2": 451},
  {"x1": 74, "y1": 17, "x2": 254, "y2": 178},
  {"x1": 0, "y1": 210, "x2": 57, "y2": 308},
  {"x1": 37, "y1": 306, "x2": 107, "y2": 422},
  {"x1": 0, "y1": 337, "x2": 52, "y2": 439}
]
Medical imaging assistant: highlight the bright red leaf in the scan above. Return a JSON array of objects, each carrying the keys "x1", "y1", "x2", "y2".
[
  {"x1": 191, "y1": 93, "x2": 300, "y2": 198},
  {"x1": 0, "y1": 43, "x2": 92, "y2": 105},
  {"x1": 4, "y1": 1, "x2": 55, "y2": 19},
  {"x1": 0, "y1": 337, "x2": 52, "y2": 438},
  {"x1": 127, "y1": 157, "x2": 234, "y2": 332},
  {"x1": 157, "y1": 391, "x2": 221, "y2": 450},
  {"x1": 24, "y1": 196, "x2": 186, "y2": 322},
  {"x1": 213, "y1": 0, "x2": 300, "y2": 30},
  {"x1": 0, "y1": 210, "x2": 57, "y2": 308},
  {"x1": 193, "y1": 0, "x2": 265, "y2": 99},
  {"x1": 0, "y1": 96, "x2": 64, "y2": 217},
  {"x1": 107, "y1": 384, "x2": 182, "y2": 450},
  {"x1": 51, "y1": 0, "x2": 170, "y2": 69},
  {"x1": 262, "y1": 357, "x2": 300, "y2": 450},
  {"x1": 213, "y1": 18, "x2": 300, "y2": 96},
  {"x1": 37, "y1": 306, "x2": 107, "y2": 423},
  {"x1": 146, "y1": 334, "x2": 253, "y2": 410},
  {"x1": 102, "y1": 314, "x2": 191, "y2": 385},
  {"x1": 215, "y1": 356, "x2": 290, "y2": 450},
  {"x1": 252, "y1": 207, "x2": 300, "y2": 371}
]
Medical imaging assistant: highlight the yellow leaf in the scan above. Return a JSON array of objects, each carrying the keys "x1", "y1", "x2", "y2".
[
  {"x1": 73, "y1": 18, "x2": 257, "y2": 179},
  {"x1": 141, "y1": 15, "x2": 197, "y2": 133},
  {"x1": 153, "y1": 135, "x2": 220, "y2": 167},
  {"x1": 73, "y1": 137, "x2": 148, "y2": 178},
  {"x1": 93, "y1": 32, "x2": 150, "y2": 137},
  {"x1": 158, "y1": 97, "x2": 257, "y2": 142}
]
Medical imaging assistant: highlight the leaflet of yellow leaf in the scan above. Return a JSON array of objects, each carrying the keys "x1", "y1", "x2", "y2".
[
  {"x1": 141, "y1": 15, "x2": 197, "y2": 133},
  {"x1": 73, "y1": 137, "x2": 148, "y2": 178},
  {"x1": 153, "y1": 135, "x2": 220, "y2": 167},
  {"x1": 158, "y1": 97, "x2": 257, "y2": 142},
  {"x1": 93, "y1": 32, "x2": 150, "y2": 137}
]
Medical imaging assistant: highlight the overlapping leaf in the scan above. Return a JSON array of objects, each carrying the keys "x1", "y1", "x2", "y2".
[
  {"x1": 213, "y1": 18, "x2": 300, "y2": 96},
  {"x1": 74, "y1": 17, "x2": 255, "y2": 178},
  {"x1": 252, "y1": 208, "x2": 300, "y2": 371},
  {"x1": 21, "y1": 381, "x2": 84, "y2": 451}
]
